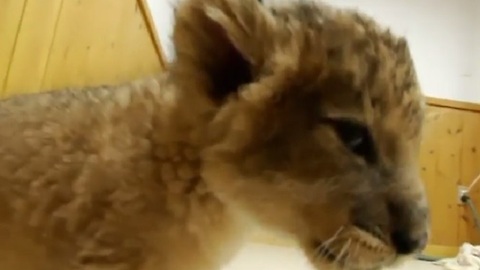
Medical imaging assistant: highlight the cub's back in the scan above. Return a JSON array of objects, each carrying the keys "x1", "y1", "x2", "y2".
[{"x1": 0, "y1": 77, "x2": 172, "y2": 268}]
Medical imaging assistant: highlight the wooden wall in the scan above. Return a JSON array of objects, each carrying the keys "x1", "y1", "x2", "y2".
[
  {"x1": 421, "y1": 98, "x2": 480, "y2": 256},
  {"x1": 0, "y1": 0, "x2": 163, "y2": 98}
]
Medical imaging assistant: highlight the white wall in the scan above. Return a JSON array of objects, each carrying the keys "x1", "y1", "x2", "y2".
[
  {"x1": 475, "y1": 0, "x2": 480, "y2": 97},
  {"x1": 146, "y1": 0, "x2": 177, "y2": 63}
]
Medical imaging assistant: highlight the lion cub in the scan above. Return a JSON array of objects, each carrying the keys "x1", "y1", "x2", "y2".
[{"x1": 0, "y1": 0, "x2": 428, "y2": 269}]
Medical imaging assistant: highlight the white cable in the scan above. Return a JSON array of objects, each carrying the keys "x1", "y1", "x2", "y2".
[{"x1": 467, "y1": 172, "x2": 480, "y2": 193}]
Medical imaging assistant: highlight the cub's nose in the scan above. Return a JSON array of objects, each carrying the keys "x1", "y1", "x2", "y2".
[{"x1": 391, "y1": 230, "x2": 428, "y2": 255}]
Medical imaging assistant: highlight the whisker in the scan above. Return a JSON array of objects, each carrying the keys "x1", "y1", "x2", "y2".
[
  {"x1": 335, "y1": 238, "x2": 351, "y2": 267},
  {"x1": 343, "y1": 244, "x2": 353, "y2": 268},
  {"x1": 317, "y1": 245, "x2": 337, "y2": 262},
  {"x1": 317, "y1": 226, "x2": 343, "y2": 250},
  {"x1": 314, "y1": 226, "x2": 344, "y2": 261}
]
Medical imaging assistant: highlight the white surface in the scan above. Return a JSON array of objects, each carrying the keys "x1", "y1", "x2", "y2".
[
  {"x1": 223, "y1": 243, "x2": 314, "y2": 270},
  {"x1": 147, "y1": 0, "x2": 480, "y2": 103},
  {"x1": 434, "y1": 243, "x2": 480, "y2": 270},
  {"x1": 222, "y1": 243, "x2": 441, "y2": 270}
]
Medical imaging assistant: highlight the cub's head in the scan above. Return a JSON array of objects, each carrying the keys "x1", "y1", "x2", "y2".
[{"x1": 171, "y1": 0, "x2": 429, "y2": 269}]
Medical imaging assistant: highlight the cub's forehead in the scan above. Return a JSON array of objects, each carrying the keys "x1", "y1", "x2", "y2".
[{"x1": 263, "y1": 0, "x2": 425, "y2": 137}]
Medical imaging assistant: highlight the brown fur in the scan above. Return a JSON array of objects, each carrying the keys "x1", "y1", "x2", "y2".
[{"x1": 0, "y1": 0, "x2": 428, "y2": 269}]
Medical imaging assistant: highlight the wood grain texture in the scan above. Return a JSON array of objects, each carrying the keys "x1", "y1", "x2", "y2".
[
  {"x1": 422, "y1": 103, "x2": 480, "y2": 249},
  {"x1": 427, "y1": 97, "x2": 480, "y2": 114},
  {"x1": 1, "y1": 0, "x2": 162, "y2": 98},
  {"x1": 0, "y1": 0, "x2": 27, "y2": 94},
  {"x1": 422, "y1": 107, "x2": 463, "y2": 246},
  {"x1": 4, "y1": 0, "x2": 64, "y2": 93}
]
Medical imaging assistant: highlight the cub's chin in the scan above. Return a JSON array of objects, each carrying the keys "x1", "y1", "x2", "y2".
[{"x1": 301, "y1": 226, "x2": 404, "y2": 270}]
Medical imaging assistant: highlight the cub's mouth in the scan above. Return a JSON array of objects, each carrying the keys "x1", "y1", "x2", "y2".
[{"x1": 305, "y1": 226, "x2": 396, "y2": 270}]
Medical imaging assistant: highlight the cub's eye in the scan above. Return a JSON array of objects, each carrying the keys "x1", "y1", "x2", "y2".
[{"x1": 324, "y1": 118, "x2": 377, "y2": 164}]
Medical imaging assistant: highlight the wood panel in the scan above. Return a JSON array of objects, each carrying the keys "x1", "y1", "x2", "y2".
[
  {"x1": 0, "y1": 0, "x2": 27, "y2": 92},
  {"x1": 427, "y1": 97, "x2": 480, "y2": 114},
  {"x1": 4, "y1": 0, "x2": 64, "y2": 92},
  {"x1": 422, "y1": 107, "x2": 464, "y2": 246},
  {"x1": 419, "y1": 103, "x2": 480, "y2": 256},
  {"x1": 1, "y1": 0, "x2": 162, "y2": 97},
  {"x1": 458, "y1": 111, "x2": 480, "y2": 244}
]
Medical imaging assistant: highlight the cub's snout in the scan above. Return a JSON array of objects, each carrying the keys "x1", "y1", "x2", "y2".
[
  {"x1": 351, "y1": 183, "x2": 430, "y2": 256},
  {"x1": 388, "y1": 196, "x2": 430, "y2": 255}
]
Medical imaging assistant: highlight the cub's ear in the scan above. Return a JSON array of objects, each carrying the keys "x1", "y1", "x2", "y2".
[{"x1": 171, "y1": 0, "x2": 276, "y2": 103}]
